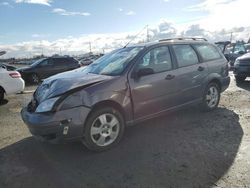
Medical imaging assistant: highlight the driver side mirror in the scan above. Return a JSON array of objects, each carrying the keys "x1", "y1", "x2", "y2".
[{"x1": 136, "y1": 68, "x2": 154, "y2": 78}]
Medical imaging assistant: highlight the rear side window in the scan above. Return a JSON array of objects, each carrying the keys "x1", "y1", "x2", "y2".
[
  {"x1": 173, "y1": 45, "x2": 199, "y2": 67},
  {"x1": 194, "y1": 44, "x2": 221, "y2": 61},
  {"x1": 53, "y1": 58, "x2": 67, "y2": 66},
  {"x1": 139, "y1": 46, "x2": 172, "y2": 73}
]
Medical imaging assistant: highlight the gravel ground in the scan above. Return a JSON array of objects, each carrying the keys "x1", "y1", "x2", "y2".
[{"x1": 0, "y1": 73, "x2": 249, "y2": 188}]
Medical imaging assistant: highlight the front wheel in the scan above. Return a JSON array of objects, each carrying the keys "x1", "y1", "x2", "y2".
[
  {"x1": 82, "y1": 107, "x2": 125, "y2": 152},
  {"x1": 31, "y1": 73, "x2": 40, "y2": 84},
  {"x1": 200, "y1": 83, "x2": 220, "y2": 112}
]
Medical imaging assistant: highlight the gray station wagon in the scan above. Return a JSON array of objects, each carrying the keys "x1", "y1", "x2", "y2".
[{"x1": 21, "y1": 38, "x2": 230, "y2": 151}]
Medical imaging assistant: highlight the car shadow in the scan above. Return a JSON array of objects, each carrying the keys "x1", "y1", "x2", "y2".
[
  {"x1": 0, "y1": 99, "x2": 8, "y2": 106},
  {"x1": 24, "y1": 82, "x2": 38, "y2": 87},
  {"x1": 236, "y1": 80, "x2": 250, "y2": 91},
  {"x1": 0, "y1": 107, "x2": 243, "y2": 188}
]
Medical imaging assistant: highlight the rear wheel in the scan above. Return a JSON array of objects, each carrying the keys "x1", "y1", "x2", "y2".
[
  {"x1": 82, "y1": 107, "x2": 125, "y2": 152},
  {"x1": 235, "y1": 76, "x2": 246, "y2": 83},
  {"x1": 201, "y1": 83, "x2": 220, "y2": 112},
  {"x1": 31, "y1": 73, "x2": 40, "y2": 84},
  {"x1": 0, "y1": 88, "x2": 4, "y2": 102}
]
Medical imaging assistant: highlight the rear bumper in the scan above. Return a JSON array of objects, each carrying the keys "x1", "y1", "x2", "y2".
[
  {"x1": 21, "y1": 106, "x2": 91, "y2": 142},
  {"x1": 5, "y1": 78, "x2": 25, "y2": 95},
  {"x1": 221, "y1": 76, "x2": 230, "y2": 92}
]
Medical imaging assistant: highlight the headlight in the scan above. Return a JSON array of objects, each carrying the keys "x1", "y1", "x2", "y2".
[
  {"x1": 35, "y1": 97, "x2": 60, "y2": 113},
  {"x1": 234, "y1": 59, "x2": 240, "y2": 66}
]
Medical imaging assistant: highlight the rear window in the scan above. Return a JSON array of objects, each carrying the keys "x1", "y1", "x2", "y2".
[{"x1": 194, "y1": 44, "x2": 221, "y2": 61}]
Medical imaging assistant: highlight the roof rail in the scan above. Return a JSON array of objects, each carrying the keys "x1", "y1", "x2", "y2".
[{"x1": 159, "y1": 37, "x2": 208, "y2": 42}]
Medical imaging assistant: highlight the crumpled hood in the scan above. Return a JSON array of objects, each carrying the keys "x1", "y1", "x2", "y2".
[{"x1": 35, "y1": 69, "x2": 113, "y2": 102}]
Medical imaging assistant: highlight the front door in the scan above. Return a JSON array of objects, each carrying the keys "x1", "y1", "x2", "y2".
[
  {"x1": 36, "y1": 59, "x2": 54, "y2": 79},
  {"x1": 129, "y1": 46, "x2": 181, "y2": 120}
]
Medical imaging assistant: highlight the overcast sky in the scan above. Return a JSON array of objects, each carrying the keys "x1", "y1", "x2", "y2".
[{"x1": 0, "y1": 0, "x2": 250, "y2": 58}]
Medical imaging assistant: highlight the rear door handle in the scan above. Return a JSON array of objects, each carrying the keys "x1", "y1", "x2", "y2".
[
  {"x1": 165, "y1": 74, "x2": 175, "y2": 80},
  {"x1": 198, "y1": 66, "x2": 205, "y2": 71}
]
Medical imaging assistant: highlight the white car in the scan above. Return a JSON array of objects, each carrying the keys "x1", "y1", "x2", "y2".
[{"x1": 0, "y1": 64, "x2": 25, "y2": 102}]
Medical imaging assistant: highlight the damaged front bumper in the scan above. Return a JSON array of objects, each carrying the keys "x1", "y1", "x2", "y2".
[{"x1": 21, "y1": 105, "x2": 91, "y2": 143}]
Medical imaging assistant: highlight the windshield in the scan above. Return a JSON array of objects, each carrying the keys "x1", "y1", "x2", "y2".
[
  {"x1": 234, "y1": 43, "x2": 246, "y2": 54},
  {"x1": 31, "y1": 58, "x2": 46, "y2": 67},
  {"x1": 245, "y1": 44, "x2": 250, "y2": 51},
  {"x1": 82, "y1": 47, "x2": 143, "y2": 76}
]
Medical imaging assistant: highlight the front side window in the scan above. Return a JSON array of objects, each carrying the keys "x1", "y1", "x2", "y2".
[
  {"x1": 173, "y1": 45, "x2": 199, "y2": 67},
  {"x1": 39, "y1": 59, "x2": 52, "y2": 67},
  {"x1": 31, "y1": 58, "x2": 46, "y2": 67},
  {"x1": 138, "y1": 46, "x2": 172, "y2": 73},
  {"x1": 194, "y1": 44, "x2": 221, "y2": 61}
]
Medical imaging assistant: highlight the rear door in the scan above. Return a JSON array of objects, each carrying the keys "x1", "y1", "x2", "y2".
[
  {"x1": 193, "y1": 43, "x2": 227, "y2": 78},
  {"x1": 36, "y1": 58, "x2": 54, "y2": 79},
  {"x1": 67, "y1": 58, "x2": 80, "y2": 70},
  {"x1": 129, "y1": 45, "x2": 181, "y2": 120},
  {"x1": 52, "y1": 58, "x2": 68, "y2": 74},
  {"x1": 171, "y1": 44, "x2": 209, "y2": 104}
]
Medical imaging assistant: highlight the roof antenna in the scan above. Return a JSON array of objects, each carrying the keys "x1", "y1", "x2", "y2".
[{"x1": 123, "y1": 25, "x2": 149, "y2": 48}]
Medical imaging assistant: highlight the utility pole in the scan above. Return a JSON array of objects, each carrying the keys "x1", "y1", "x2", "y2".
[
  {"x1": 89, "y1": 42, "x2": 92, "y2": 54},
  {"x1": 40, "y1": 41, "x2": 43, "y2": 56},
  {"x1": 230, "y1": 32, "x2": 233, "y2": 43},
  {"x1": 146, "y1": 25, "x2": 149, "y2": 42}
]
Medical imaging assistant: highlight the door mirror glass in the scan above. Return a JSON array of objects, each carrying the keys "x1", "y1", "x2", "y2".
[{"x1": 137, "y1": 68, "x2": 154, "y2": 77}]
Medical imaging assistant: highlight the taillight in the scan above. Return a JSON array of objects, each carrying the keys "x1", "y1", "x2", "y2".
[{"x1": 9, "y1": 72, "x2": 21, "y2": 78}]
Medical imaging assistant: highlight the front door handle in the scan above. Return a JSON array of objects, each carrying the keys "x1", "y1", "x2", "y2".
[
  {"x1": 165, "y1": 74, "x2": 175, "y2": 80},
  {"x1": 198, "y1": 66, "x2": 205, "y2": 71}
]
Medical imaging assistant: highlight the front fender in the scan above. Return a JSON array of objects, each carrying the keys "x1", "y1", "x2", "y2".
[{"x1": 88, "y1": 90, "x2": 133, "y2": 124}]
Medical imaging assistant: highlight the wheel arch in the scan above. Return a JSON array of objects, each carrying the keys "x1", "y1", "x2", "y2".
[
  {"x1": 208, "y1": 78, "x2": 222, "y2": 92},
  {"x1": 90, "y1": 100, "x2": 126, "y2": 121},
  {"x1": 0, "y1": 85, "x2": 6, "y2": 93},
  {"x1": 205, "y1": 73, "x2": 223, "y2": 92}
]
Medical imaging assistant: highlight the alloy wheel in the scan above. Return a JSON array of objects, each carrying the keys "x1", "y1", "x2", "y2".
[
  {"x1": 206, "y1": 86, "x2": 219, "y2": 108},
  {"x1": 32, "y1": 74, "x2": 39, "y2": 83},
  {"x1": 90, "y1": 113, "x2": 120, "y2": 147}
]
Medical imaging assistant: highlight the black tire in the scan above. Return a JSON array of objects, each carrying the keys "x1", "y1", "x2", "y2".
[
  {"x1": 235, "y1": 76, "x2": 246, "y2": 83},
  {"x1": 0, "y1": 88, "x2": 4, "y2": 102},
  {"x1": 200, "y1": 82, "x2": 220, "y2": 112},
  {"x1": 82, "y1": 107, "x2": 125, "y2": 152},
  {"x1": 31, "y1": 73, "x2": 40, "y2": 84}
]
